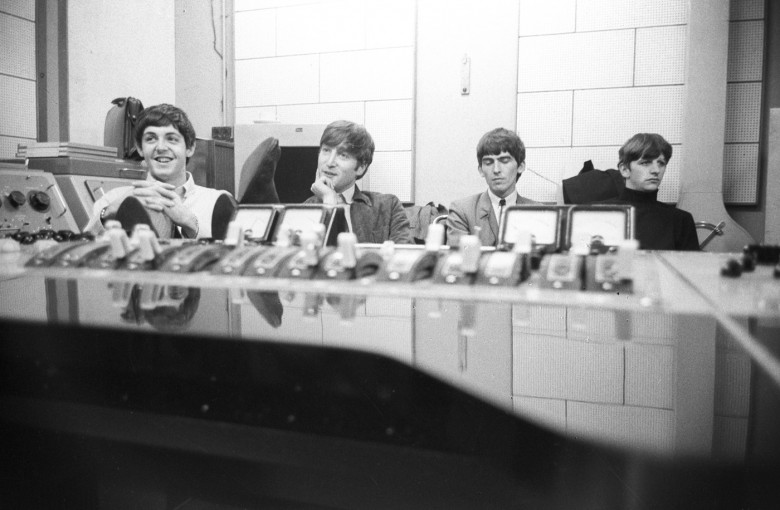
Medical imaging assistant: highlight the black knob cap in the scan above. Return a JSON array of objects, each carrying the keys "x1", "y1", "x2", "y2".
[
  {"x1": 34, "y1": 229, "x2": 56, "y2": 240},
  {"x1": 28, "y1": 191, "x2": 51, "y2": 212},
  {"x1": 73, "y1": 232, "x2": 95, "y2": 242},
  {"x1": 720, "y1": 258, "x2": 743, "y2": 278},
  {"x1": 54, "y1": 230, "x2": 75, "y2": 242},
  {"x1": 19, "y1": 234, "x2": 36, "y2": 245},
  {"x1": 8, "y1": 191, "x2": 26, "y2": 207},
  {"x1": 741, "y1": 253, "x2": 756, "y2": 272}
]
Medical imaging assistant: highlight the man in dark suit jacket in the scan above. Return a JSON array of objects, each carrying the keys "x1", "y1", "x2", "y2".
[
  {"x1": 447, "y1": 128, "x2": 537, "y2": 247},
  {"x1": 305, "y1": 120, "x2": 412, "y2": 244}
]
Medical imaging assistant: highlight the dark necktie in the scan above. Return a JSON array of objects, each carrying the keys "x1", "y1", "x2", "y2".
[{"x1": 497, "y1": 198, "x2": 506, "y2": 242}]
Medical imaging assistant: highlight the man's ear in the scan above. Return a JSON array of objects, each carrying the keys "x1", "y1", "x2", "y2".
[
  {"x1": 515, "y1": 161, "x2": 526, "y2": 181},
  {"x1": 477, "y1": 164, "x2": 486, "y2": 178},
  {"x1": 186, "y1": 140, "x2": 196, "y2": 159},
  {"x1": 355, "y1": 163, "x2": 368, "y2": 180},
  {"x1": 618, "y1": 162, "x2": 630, "y2": 179}
]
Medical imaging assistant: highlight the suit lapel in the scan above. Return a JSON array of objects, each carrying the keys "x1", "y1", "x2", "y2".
[
  {"x1": 350, "y1": 185, "x2": 369, "y2": 241},
  {"x1": 477, "y1": 192, "x2": 497, "y2": 245}
]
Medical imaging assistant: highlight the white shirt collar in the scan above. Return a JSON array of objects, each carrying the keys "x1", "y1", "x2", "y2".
[
  {"x1": 487, "y1": 188, "x2": 517, "y2": 208},
  {"x1": 339, "y1": 185, "x2": 356, "y2": 204}
]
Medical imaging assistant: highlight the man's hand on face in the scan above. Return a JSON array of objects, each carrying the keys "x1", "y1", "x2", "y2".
[{"x1": 310, "y1": 170, "x2": 339, "y2": 205}]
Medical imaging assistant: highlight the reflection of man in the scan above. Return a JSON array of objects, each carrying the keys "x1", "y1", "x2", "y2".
[
  {"x1": 447, "y1": 128, "x2": 537, "y2": 247},
  {"x1": 86, "y1": 104, "x2": 233, "y2": 239},
  {"x1": 305, "y1": 120, "x2": 412, "y2": 244},
  {"x1": 602, "y1": 133, "x2": 698, "y2": 251},
  {"x1": 119, "y1": 284, "x2": 200, "y2": 332}
]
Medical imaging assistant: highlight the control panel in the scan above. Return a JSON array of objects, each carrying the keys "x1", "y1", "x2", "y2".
[
  {"x1": 0, "y1": 163, "x2": 79, "y2": 234},
  {"x1": 5, "y1": 203, "x2": 779, "y2": 317}
]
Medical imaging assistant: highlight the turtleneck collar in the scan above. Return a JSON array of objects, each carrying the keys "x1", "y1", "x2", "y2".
[{"x1": 620, "y1": 187, "x2": 659, "y2": 203}]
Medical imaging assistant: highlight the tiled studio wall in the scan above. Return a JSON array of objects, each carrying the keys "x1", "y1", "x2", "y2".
[
  {"x1": 725, "y1": 0, "x2": 765, "y2": 205},
  {"x1": 515, "y1": 0, "x2": 689, "y2": 204},
  {"x1": 233, "y1": 0, "x2": 415, "y2": 202},
  {"x1": 0, "y1": 1, "x2": 36, "y2": 159}
]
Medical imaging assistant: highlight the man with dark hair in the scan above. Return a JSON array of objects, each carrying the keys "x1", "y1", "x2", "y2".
[
  {"x1": 86, "y1": 104, "x2": 233, "y2": 239},
  {"x1": 446, "y1": 128, "x2": 537, "y2": 247},
  {"x1": 604, "y1": 133, "x2": 699, "y2": 251},
  {"x1": 305, "y1": 120, "x2": 412, "y2": 244}
]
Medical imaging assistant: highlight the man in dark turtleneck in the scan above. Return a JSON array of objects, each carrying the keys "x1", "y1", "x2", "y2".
[{"x1": 605, "y1": 133, "x2": 699, "y2": 251}]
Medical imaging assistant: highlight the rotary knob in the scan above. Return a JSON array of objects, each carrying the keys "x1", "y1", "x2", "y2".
[
  {"x1": 8, "y1": 190, "x2": 26, "y2": 207},
  {"x1": 28, "y1": 191, "x2": 51, "y2": 212}
]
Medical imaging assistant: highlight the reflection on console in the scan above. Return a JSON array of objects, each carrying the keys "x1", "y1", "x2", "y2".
[{"x1": 117, "y1": 284, "x2": 201, "y2": 333}]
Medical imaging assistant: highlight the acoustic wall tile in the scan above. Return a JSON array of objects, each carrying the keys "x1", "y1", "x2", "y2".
[
  {"x1": 518, "y1": 30, "x2": 634, "y2": 92},
  {"x1": 320, "y1": 48, "x2": 414, "y2": 102},
  {"x1": 625, "y1": 344, "x2": 675, "y2": 409},
  {"x1": 0, "y1": 0, "x2": 34, "y2": 20},
  {"x1": 234, "y1": 9, "x2": 276, "y2": 59},
  {"x1": 521, "y1": 167, "x2": 562, "y2": 203},
  {"x1": 567, "y1": 309, "x2": 680, "y2": 344},
  {"x1": 725, "y1": 82, "x2": 762, "y2": 143},
  {"x1": 730, "y1": 0, "x2": 764, "y2": 20},
  {"x1": 712, "y1": 416, "x2": 748, "y2": 463},
  {"x1": 322, "y1": 314, "x2": 413, "y2": 364},
  {"x1": 567, "y1": 308, "x2": 620, "y2": 341},
  {"x1": 414, "y1": 301, "x2": 513, "y2": 411},
  {"x1": 365, "y1": 100, "x2": 413, "y2": 151},
  {"x1": 0, "y1": 14, "x2": 35, "y2": 79},
  {"x1": 235, "y1": 0, "x2": 311, "y2": 11},
  {"x1": 235, "y1": 55, "x2": 319, "y2": 107},
  {"x1": 0, "y1": 135, "x2": 33, "y2": 159},
  {"x1": 513, "y1": 395, "x2": 567, "y2": 432},
  {"x1": 518, "y1": 0, "x2": 576, "y2": 36},
  {"x1": 567, "y1": 401, "x2": 675, "y2": 454},
  {"x1": 517, "y1": 91, "x2": 573, "y2": 147},
  {"x1": 277, "y1": 1, "x2": 365, "y2": 55},
  {"x1": 723, "y1": 143, "x2": 759, "y2": 205},
  {"x1": 727, "y1": 21, "x2": 764, "y2": 82},
  {"x1": 513, "y1": 335, "x2": 624, "y2": 404},
  {"x1": 635, "y1": 26, "x2": 687, "y2": 86},
  {"x1": 365, "y1": 0, "x2": 415, "y2": 48},
  {"x1": 715, "y1": 317, "x2": 750, "y2": 351},
  {"x1": 566, "y1": 146, "x2": 621, "y2": 177},
  {"x1": 365, "y1": 297, "x2": 411, "y2": 318},
  {"x1": 0, "y1": 274, "x2": 45, "y2": 320},
  {"x1": 367, "y1": 151, "x2": 412, "y2": 201},
  {"x1": 277, "y1": 102, "x2": 365, "y2": 124},
  {"x1": 523, "y1": 148, "x2": 572, "y2": 197},
  {"x1": 235, "y1": 106, "x2": 278, "y2": 124},
  {"x1": 576, "y1": 0, "x2": 688, "y2": 31},
  {"x1": 714, "y1": 351, "x2": 751, "y2": 417},
  {"x1": 0, "y1": 75, "x2": 36, "y2": 139},
  {"x1": 239, "y1": 301, "x2": 323, "y2": 345},
  {"x1": 512, "y1": 304, "x2": 567, "y2": 336},
  {"x1": 573, "y1": 86, "x2": 684, "y2": 146}
]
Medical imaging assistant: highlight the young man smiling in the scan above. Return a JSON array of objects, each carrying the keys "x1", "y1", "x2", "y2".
[
  {"x1": 446, "y1": 128, "x2": 537, "y2": 247},
  {"x1": 602, "y1": 133, "x2": 699, "y2": 250},
  {"x1": 86, "y1": 104, "x2": 232, "y2": 239},
  {"x1": 304, "y1": 120, "x2": 411, "y2": 244}
]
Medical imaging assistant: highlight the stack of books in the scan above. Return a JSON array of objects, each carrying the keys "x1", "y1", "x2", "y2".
[{"x1": 16, "y1": 142, "x2": 121, "y2": 160}]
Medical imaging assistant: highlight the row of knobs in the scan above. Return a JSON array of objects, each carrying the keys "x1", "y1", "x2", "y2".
[{"x1": 3, "y1": 191, "x2": 51, "y2": 212}]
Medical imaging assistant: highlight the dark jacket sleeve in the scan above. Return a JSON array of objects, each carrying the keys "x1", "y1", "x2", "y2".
[{"x1": 388, "y1": 195, "x2": 413, "y2": 244}]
